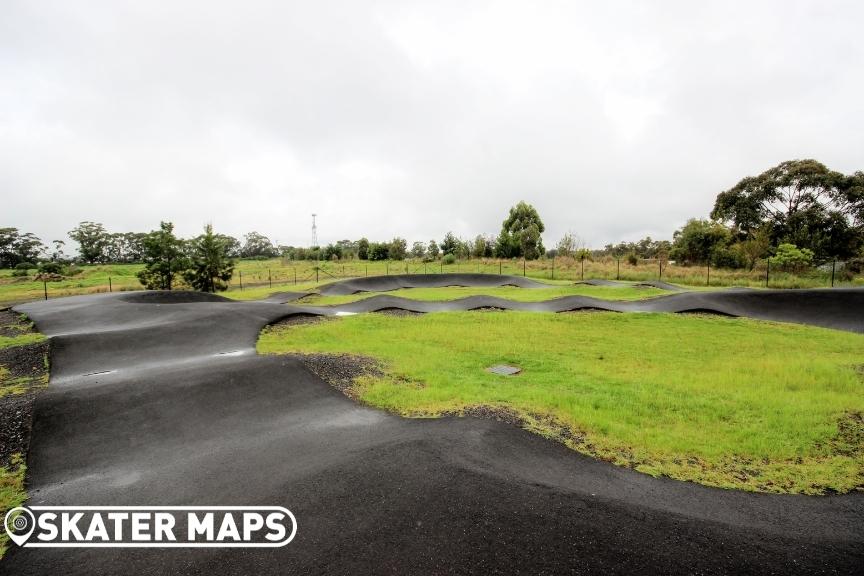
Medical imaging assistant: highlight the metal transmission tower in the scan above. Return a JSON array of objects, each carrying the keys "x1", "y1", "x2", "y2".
[{"x1": 311, "y1": 214, "x2": 318, "y2": 248}]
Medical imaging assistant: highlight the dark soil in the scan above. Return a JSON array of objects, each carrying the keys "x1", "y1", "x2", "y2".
[
  {"x1": 269, "y1": 313, "x2": 331, "y2": 328},
  {"x1": 0, "y1": 312, "x2": 48, "y2": 469},
  {"x1": 0, "y1": 308, "x2": 34, "y2": 337},
  {"x1": 373, "y1": 308, "x2": 423, "y2": 317},
  {"x1": 292, "y1": 353, "x2": 382, "y2": 398}
]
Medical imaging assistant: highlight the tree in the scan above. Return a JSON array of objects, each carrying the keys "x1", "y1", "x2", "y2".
[
  {"x1": 368, "y1": 242, "x2": 390, "y2": 261},
  {"x1": 500, "y1": 201, "x2": 545, "y2": 260},
  {"x1": 357, "y1": 238, "x2": 370, "y2": 260},
  {"x1": 711, "y1": 159, "x2": 864, "y2": 259},
  {"x1": 736, "y1": 226, "x2": 771, "y2": 270},
  {"x1": 182, "y1": 225, "x2": 235, "y2": 292},
  {"x1": 0, "y1": 228, "x2": 45, "y2": 268},
  {"x1": 410, "y1": 241, "x2": 426, "y2": 259},
  {"x1": 471, "y1": 235, "x2": 494, "y2": 258},
  {"x1": 68, "y1": 221, "x2": 110, "y2": 264},
  {"x1": 427, "y1": 240, "x2": 440, "y2": 260},
  {"x1": 137, "y1": 222, "x2": 188, "y2": 290},
  {"x1": 494, "y1": 230, "x2": 518, "y2": 258},
  {"x1": 215, "y1": 234, "x2": 241, "y2": 258},
  {"x1": 336, "y1": 239, "x2": 357, "y2": 259},
  {"x1": 324, "y1": 243, "x2": 343, "y2": 260},
  {"x1": 670, "y1": 219, "x2": 732, "y2": 265},
  {"x1": 241, "y1": 231, "x2": 278, "y2": 258},
  {"x1": 440, "y1": 232, "x2": 460, "y2": 256},
  {"x1": 556, "y1": 232, "x2": 583, "y2": 258},
  {"x1": 49, "y1": 239, "x2": 68, "y2": 263},
  {"x1": 389, "y1": 237, "x2": 408, "y2": 260}
]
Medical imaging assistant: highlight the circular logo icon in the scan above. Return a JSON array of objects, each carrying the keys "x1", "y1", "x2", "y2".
[{"x1": 4, "y1": 506, "x2": 35, "y2": 546}]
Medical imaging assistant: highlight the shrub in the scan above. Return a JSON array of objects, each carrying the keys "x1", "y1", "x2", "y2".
[
  {"x1": 626, "y1": 253, "x2": 638, "y2": 266},
  {"x1": 38, "y1": 261, "x2": 65, "y2": 275},
  {"x1": 710, "y1": 247, "x2": 746, "y2": 269},
  {"x1": 442, "y1": 254, "x2": 456, "y2": 265},
  {"x1": 769, "y1": 243, "x2": 814, "y2": 273},
  {"x1": 11, "y1": 262, "x2": 34, "y2": 277}
]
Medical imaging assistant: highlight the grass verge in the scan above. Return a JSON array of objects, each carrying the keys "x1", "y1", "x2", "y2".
[
  {"x1": 258, "y1": 311, "x2": 864, "y2": 494},
  {"x1": 0, "y1": 310, "x2": 47, "y2": 559}
]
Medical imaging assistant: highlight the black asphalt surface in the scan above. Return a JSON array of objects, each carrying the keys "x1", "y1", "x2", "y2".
[
  {"x1": 5, "y1": 275, "x2": 864, "y2": 575},
  {"x1": 318, "y1": 273, "x2": 552, "y2": 295}
]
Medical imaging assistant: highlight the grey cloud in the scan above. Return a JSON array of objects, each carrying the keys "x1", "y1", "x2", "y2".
[{"x1": 2, "y1": 0, "x2": 862, "y2": 249}]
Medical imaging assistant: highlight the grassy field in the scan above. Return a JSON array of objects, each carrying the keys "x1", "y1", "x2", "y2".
[
  {"x1": 0, "y1": 312, "x2": 47, "y2": 558},
  {"x1": 2, "y1": 255, "x2": 858, "y2": 306},
  {"x1": 259, "y1": 311, "x2": 864, "y2": 494}
]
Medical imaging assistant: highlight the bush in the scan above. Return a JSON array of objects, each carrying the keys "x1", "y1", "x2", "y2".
[
  {"x1": 710, "y1": 247, "x2": 747, "y2": 269},
  {"x1": 11, "y1": 262, "x2": 34, "y2": 277},
  {"x1": 626, "y1": 253, "x2": 638, "y2": 266},
  {"x1": 769, "y1": 243, "x2": 814, "y2": 272},
  {"x1": 38, "y1": 261, "x2": 65, "y2": 275},
  {"x1": 442, "y1": 254, "x2": 456, "y2": 265},
  {"x1": 845, "y1": 257, "x2": 864, "y2": 275}
]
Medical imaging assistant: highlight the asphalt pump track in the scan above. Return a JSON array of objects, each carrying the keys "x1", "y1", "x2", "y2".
[{"x1": 5, "y1": 275, "x2": 863, "y2": 574}]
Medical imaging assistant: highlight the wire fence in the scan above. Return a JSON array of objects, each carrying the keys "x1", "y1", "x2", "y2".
[{"x1": 3, "y1": 256, "x2": 858, "y2": 306}]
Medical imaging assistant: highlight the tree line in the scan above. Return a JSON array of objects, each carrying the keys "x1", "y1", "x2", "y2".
[{"x1": 3, "y1": 159, "x2": 863, "y2": 288}]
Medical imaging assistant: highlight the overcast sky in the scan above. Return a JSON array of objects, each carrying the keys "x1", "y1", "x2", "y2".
[{"x1": 2, "y1": 1, "x2": 862, "y2": 249}]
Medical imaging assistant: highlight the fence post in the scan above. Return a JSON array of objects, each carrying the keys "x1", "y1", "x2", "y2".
[
  {"x1": 523, "y1": 258, "x2": 526, "y2": 277},
  {"x1": 765, "y1": 259, "x2": 769, "y2": 288},
  {"x1": 365, "y1": 265, "x2": 368, "y2": 277},
  {"x1": 424, "y1": 263, "x2": 427, "y2": 274},
  {"x1": 616, "y1": 258, "x2": 620, "y2": 280},
  {"x1": 658, "y1": 260, "x2": 662, "y2": 280},
  {"x1": 268, "y1": 269, "x2": 272, "y2": 289},
  {"x1": 43, "y1": 281, "x2": 48, "y2": 301},
  {"x1": 239, "y1": 271, "x2": 243, "y2": 291},
  {"x1": 551, "y1": 256, "x2": 555, "y2": 279},
  {"x1": 108, "y1": 276, "x2": 112, "y2": 292},
  {"x1": 294, "y1": 268, "x2": 297, "y2": 285},
  {"x1": 440, "y1": 261, "x2": 443, "y2": 274},
  {"x1": 706, "y1": 263, "x2": 710, "y2": 286},
  {"x1": 315, "y1": 267, "x2": 319, "y2": 283},
  {"x1": 831, "y1": 258, "x2": 836, "y2": 287},
  {"x1": 499, "y1": 261, "x2": 502, "y2": 275},
  {"x1": 386, "y1": 262, "x2": 389, "y2": 275}
]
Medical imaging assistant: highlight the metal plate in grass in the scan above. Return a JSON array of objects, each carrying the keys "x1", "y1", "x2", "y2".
[{"x1": 486, "y1": 364, "x2": 522, "y2": 376}]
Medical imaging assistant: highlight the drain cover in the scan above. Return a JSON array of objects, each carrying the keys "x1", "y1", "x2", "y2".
[{"x1": 486, "y1": 364, "x2": 522, "y2": 376}]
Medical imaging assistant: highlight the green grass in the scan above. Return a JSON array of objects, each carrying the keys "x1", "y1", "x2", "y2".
[
  {"x1": 0, "y1": 313, "x2": 47, "y2": 559},
  {"x1": 4, "y1": 256, "x2": 858, "y2": 306},
  {"x1": 295, "y1": 284, "x2": 671, "y2": 306},
  {"x1": 0, "y1": 455, "x2": 26, "y2": 559},
  {"x1": 259, "y1": 311, "x2": 864, "y2": 494}
]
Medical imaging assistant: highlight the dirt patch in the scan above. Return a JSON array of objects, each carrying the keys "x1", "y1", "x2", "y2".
[
  {"x1": 293, "y1": 353, "x2": 383, "y2": 398},
  {"x1": 269, "y1": 313, "x2": 331, "y2": 328},
  {"x1": 295, "y1": 294, "x2": 322, "y2": 304},
  {"x1": 438, "y1": 405, "x2": 590, "y2": 448},
  {"x1": 560, "y1": 308, "x2": 613, "y2": 314},
  {"x1": 373, "y1": 308, "x2": 423, "y2": 317},
  {"x1": 830, "y1": 412, "x2": 864, "y2": 458},
  {"x1": 468, "y1": 306, "x2": 507, "y2": 312},
  {"x1": 0, "y1": 341, "x2": 48, "y2": 469},
  {"x1": 0, "y1": 309, "x2": 35, "y2": 338}
]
